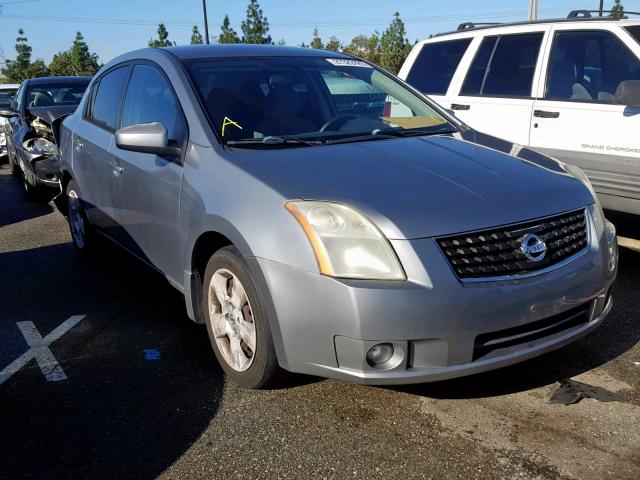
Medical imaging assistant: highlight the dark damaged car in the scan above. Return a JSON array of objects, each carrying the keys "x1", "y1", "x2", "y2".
[{"x1": 0, "y1": 76, "x2": 90, "y2": 198}]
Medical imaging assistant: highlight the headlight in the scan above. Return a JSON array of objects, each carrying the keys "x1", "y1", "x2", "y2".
[
  {"x1": 285, "y1": 201, "x2": 406, "y2": 280},
  {"x1": 23, "y1": 137, "x2": 59, "y2": 156}
]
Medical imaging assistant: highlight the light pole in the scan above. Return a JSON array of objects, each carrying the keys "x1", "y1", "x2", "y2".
[
  {"x1": 528, "y1": 0, "x2": 538, "y2": 21},
  {"x1": 599, "y1": 0, "x2": 605, "y2": 16},
  {"x1": 202, "y1": 0, "x2": 210, "y2": 44}
]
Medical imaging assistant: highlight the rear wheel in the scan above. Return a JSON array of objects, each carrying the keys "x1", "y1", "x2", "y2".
[
  {"x1": 203, "y1": 246, "x2": 280, "y2": 388},
  {"x1": 66, "y1": 179, "x2": 95, "y2": 254}
]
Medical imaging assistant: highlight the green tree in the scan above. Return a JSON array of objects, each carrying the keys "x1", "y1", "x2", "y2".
[
  {"x1": 1, "y1": 29, "x2": 49, "y2": 82},
  {"x1": 310, "y1": 27, "x2": 324, "y2": 50},
  {"x1": 343, "y1": 33, "x2": 381, "y2": 63},
  {"x1": 50, "y1": 32, "x2": 100, "y2": 76},
  {"x1": 325, "y1": 36, "x2": 342, "y2": 53},
  {"x1": 191, "y1": 25, "x2": 204, "y2": 44},
  {"x1": 218, "y1": 15, "x2": 241, "y2": 44},
  {"x1": 241, "y1": 0, "x2": 271, "y2": 44},
  {"x1": 148, "y1": 23, "x2": 175, "y2": 48},
  {"x1": 379, "y1": 12, "x2": 411, "y2": 73},
  {"x1": 610, "y1": 0, "x2": 627, "y2": 19}
]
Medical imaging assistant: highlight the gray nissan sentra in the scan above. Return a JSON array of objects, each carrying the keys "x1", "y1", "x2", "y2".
[{"x1": 58, "y1": 45, "x2": 618, "y2": 388}]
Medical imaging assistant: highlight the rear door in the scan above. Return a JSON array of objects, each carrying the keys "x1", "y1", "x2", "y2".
[
  {"x1": 446, "y1": 27, "x2": 549, "y2": 145},
  {"x1": 73, "y1": 65, "x2": 130, "y2": 229},
  {"x1": 109, "y1": 63, "x2": 187, "y2": 281},
  {"x1": 529, "y1": 25, "x2": 640, "y2": 215}
]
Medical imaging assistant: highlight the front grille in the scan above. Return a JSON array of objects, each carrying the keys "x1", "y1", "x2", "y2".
[
  {"x1": 437, "y1": 209, "x2": 588, "y2": 280},
  {"x1": 472, "y1": 303, "x2": 591, "y2": 361}
]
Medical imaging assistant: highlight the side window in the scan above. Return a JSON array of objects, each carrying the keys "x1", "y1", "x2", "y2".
[
  {"x1": 626, "y1": 26, "x2": 640, "y2": 45},
  {"x1": 90, "y1": 66, "x2": 129, "y2": 130},
  {"x1": 405, "y1": 39, "x2": 472, "y2": 95},
  {"x1": 121, "y1": 64, "x2": 186, "y2": 142},
  {"x1": 546, "y1": 30, "x2": 640, "y2": 102},
  {"x1": 461, "y1": 33, "x2": 544, "y2": 97}
]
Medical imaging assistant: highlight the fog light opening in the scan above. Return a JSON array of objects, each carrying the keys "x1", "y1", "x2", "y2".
[{"x1": 366, "y1": 343, "x2": 394, "y2": 367}]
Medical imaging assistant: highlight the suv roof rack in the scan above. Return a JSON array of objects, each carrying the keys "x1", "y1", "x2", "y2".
[
  {"x1": 436, "y1": 10, "x2": 640, "y2": 37},
  {"x1": 568, "y1": 9, "x2": 640, "y2": 18},
  {"x1": 457, "y1": 22, "x2": 503, "y2": 31}
]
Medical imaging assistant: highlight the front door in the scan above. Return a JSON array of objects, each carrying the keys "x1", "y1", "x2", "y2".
[
  {"x1": 447, "y1": 29, "x2": 548, "y2": 146},
  {"x1": 529, "y1": 27, "x2": 640, "y2": 214},
  {"x1": 109, "y1": 63, "x2": 187, "y2": 282}
]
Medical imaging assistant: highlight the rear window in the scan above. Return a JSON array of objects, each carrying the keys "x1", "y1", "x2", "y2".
[
  {"x1": 405, "y1": 39, "x2": 471, "y2": 95},
  {"x1": 626, "y1": 26, "x2": 640, "y2": 45},
  {"x1": 461, "y1": 33, "x2": 544, "y2": 97},
  {"x1": 26, "y1": 83, "x2": 88, "y2": 108},
  {"x1": 0, "y1": 89, "x2": 17, "y2": 108}
]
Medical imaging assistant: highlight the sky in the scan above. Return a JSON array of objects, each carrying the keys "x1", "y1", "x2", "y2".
[{"x1": 1, "y1": 0, "x2": 640, "y2": 65}]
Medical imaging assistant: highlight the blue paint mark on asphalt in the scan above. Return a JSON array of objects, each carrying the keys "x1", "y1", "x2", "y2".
[{"x1": 144, "y1": 349, "x2": 161, "y2": 361}]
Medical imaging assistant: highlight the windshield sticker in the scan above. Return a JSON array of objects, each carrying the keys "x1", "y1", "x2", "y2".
[
  {"x1": 221, "y1": 116, "x2": 243, "y2": 137},
  {"x1": 325, "y1": 58, "x2": 372, "y2": 68}
]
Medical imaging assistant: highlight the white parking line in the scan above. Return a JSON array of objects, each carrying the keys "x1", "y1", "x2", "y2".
[{"x1": 0, "y1": 315, "x2": 86, "y2": 385}]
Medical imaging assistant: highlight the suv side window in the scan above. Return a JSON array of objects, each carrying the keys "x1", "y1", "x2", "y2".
[
  {"x1": 405, "y1": 39, "x2": 472, "y2": 95},
  {"x1": 546, "y1": 30, "x2": 640, "y2": 102},
  {"x1": 627, "y1": 26, "x2": 640, "y2": 45},
  {"x1": 461, "y1": 33, "x2": 544, "y2": 97},
  {"x1": 90, "y1": 66, "x2": 130, "y2": 131},
  {"x1": 121, "y1": 64, "x2": 186, "y2": 143}
]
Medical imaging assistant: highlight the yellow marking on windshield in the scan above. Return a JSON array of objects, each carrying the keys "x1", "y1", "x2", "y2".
[
  {"x1": 380, "y1": 116, "x2": 446, "y2": 129},
  {"x1": 221, "y1": 116, "x2": 243, "y2": 137}
]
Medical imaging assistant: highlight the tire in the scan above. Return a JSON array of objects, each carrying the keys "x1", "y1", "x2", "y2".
[
  {"x1": 202, "y1": 246, "x2": 280, "y2": 389},
  {"x1": 66, "y1": 179, "x2": 95, "y2": 254},
  {"x1": 8, "y1": 150, "x2": 19, "y2": 176}
]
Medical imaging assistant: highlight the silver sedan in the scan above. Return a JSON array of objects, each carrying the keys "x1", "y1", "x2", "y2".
[{"x1": 58, "y1": 45, "x2": 617, "y2": 388}]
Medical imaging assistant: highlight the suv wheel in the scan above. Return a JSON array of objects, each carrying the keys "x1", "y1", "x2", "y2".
[
  {"x1": 203, "y1": 246, "x2": 280, "y2": 388},
  {"x1": 66, "y1": 179, "x2": 95, "y2": 253}
]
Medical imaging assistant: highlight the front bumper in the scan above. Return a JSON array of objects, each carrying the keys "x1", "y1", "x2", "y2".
[{"x1": 254, "y1": 205, "x2": 617, "y2": 385}]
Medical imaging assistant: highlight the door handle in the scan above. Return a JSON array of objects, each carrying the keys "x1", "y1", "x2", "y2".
[
  {"x1": 451, "y1": 103, "x2": 471, "y2": 111},
  {"x1": 533, "y1": 110, "x2": 560, "y2": 118},
  {"x1": 109, "y1": 160, "x2": 124, "y2": 174}
]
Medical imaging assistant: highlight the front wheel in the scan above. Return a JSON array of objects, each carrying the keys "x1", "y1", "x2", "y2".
[{"x1": 203, "y1": 246, "x2": 280, "y2": 388}]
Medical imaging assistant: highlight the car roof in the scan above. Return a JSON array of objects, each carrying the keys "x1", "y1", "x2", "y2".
[
  {"x1": 431, "y1": 17, "x2": 640, "y2": 39},
  {"x1": 162, "y1": 44, "x2": 352, "y2": 60},
  {"x1": 26, "y1": 76, "x2": 92, "y2": 86}
]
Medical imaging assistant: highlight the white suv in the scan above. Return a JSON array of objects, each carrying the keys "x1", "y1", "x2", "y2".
[{"x1": 400, "y1": 11, "x2": 640, "y2": 216}]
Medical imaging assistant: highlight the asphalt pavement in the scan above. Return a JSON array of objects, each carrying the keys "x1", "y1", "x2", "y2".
[{"x1": 1, "y1": 163, "x2": 639, "y2": 480}]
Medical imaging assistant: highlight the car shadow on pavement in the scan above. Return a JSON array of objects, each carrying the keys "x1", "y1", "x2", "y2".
[
  {"x1": 393, "y1": 246, "x2": 640, "y2": 401},
  {"x1": 0, "y1": 165, "x2": 54, "y2": 227},
  {"x1": 0, "y1": 240, "x2": 225, "y2": 479}
]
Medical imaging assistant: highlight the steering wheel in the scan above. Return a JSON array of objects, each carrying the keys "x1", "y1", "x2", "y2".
[{"x1": 319, "y1": 114, "x2": 360, "y2": 132}]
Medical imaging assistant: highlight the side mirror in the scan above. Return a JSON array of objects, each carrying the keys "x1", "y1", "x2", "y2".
[
  {"x1": 115, "y1": 122, "x2": 181, "y2": 157},
  {"x1": 0, "y1": 107, "x2": 19, "y2": 118},
  {"x1": 615, "y1": 80, "x2": 640, "y2": 107}
]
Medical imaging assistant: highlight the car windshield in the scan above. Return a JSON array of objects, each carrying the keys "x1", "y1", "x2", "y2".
[
  {"x1": 27, "y1": 83, "x2": 88, "y2": 108},
  {"x1": 183, "y1": 56, "x2": 455, "y2": 145},
  {"x1": 0, "y1": 88, "x2": 17, "y2": 108}
]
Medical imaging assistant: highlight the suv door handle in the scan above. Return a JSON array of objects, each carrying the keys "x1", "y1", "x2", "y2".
[
  {"x1": 109, "y1": 160, "x2": 124, "y2": 174},
  {"x1": 451, "y1": 103, "x2": 471, "y2": 111},
  {"x1": 534, "y1": 110, "x2": 560, "y2": 118}
]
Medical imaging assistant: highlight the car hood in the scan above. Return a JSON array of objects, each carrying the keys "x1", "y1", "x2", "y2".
[
  {"x1": 27, "y1": 105, "x2": 78, "y2": 124},
  {"x1": 230, "y1": 134, "x2": 594, "y2": 240}
]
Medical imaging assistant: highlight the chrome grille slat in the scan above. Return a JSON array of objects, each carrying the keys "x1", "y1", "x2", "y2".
[{"x1": 437, "y1": 209, "x2": 588, "y2": 280}]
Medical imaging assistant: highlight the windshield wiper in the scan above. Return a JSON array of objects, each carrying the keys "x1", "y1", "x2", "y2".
[
  {"x1": 322, "y1": 126, "x2": 456, "y2": 146},
  {"x1": 226, "y1": 136, "x2": 321, "y2": 148}
]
